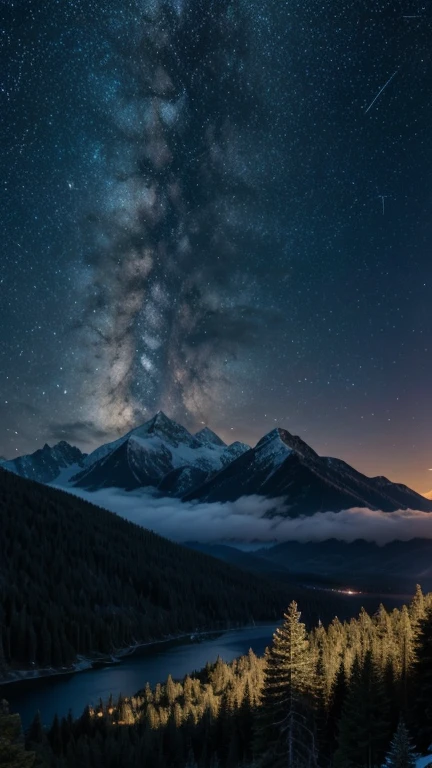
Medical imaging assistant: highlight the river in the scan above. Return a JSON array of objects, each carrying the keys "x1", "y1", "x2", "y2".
[
  {"x1": 1, "y1": 590, "x2": 411, "y2": 730},
  {"x1": 1, "y1": 624, "x2": 278, "y2": 730}
]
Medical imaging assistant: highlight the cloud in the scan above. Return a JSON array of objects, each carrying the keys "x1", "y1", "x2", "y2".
[
  {"x1": 48, "y1": 420, "x2": 113, "y2": 445},
  {"x1": 60, "y1": 487, "x2": 432, "y2": 546}
]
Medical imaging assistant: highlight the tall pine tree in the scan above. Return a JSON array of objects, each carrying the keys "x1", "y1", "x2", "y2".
[
  {"x1": 335, "y1": 651, "x2": 391, "y2": 768},
  {"x1": 255, "y1": 601, "x2": 317, "y2": 767},
  {"x1": 411, "y1": 606, "x2": 432, "y2": 752}
]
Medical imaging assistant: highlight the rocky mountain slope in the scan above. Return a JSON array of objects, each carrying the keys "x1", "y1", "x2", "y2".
[
  {"x1": 3, "y1": 415, "x2": 431, "y2": 517},
  {"x1": 70, "y1": 412, "x2": 249, "y2": 493},
  {"x1": 0, "y1": 441, "x2": 86, "y2": 484},
  {"x1": 185, "y1": 427, "x2": 432, "y2": 514}
]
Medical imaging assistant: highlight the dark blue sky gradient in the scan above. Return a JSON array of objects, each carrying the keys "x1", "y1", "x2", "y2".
[{"x1": 1, "y1": 0, "x2": 431, "y2": 492}]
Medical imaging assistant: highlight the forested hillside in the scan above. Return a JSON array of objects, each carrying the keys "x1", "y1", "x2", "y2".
[
  {"x1": 4, "y1": 588, "x2": 432, "y2": 767},
  {"x1": 0, "y1": 468, "x2": 286, "y2": 676}
]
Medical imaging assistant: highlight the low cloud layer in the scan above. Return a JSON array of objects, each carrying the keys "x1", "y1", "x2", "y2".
[{"x1": 63, "y1": 487, "x2": 432, "y2": 546}]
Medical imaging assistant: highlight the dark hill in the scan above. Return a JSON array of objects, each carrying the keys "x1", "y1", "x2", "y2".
[
  {"x1": 256, "y1": 538, "x2": 432, "y2": 591},
  {"x1": 0, "y1": 468, "x2": 286, "y2": 679}
]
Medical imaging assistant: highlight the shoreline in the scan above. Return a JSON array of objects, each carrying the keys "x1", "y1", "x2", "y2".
[{"x1": 0, "y1": 622, "x2": 268, "y2": 689}]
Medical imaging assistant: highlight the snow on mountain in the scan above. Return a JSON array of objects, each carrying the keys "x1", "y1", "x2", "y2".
[
  {"x1": 222, "y1": 441, "x2": 250, "y2": 464},
  {"x1": 1, "y1": 441, "x2": 86, "y2": 484},
  {"x1": 253, "y1": 429, "x2": 295, "y2": 468},
  {"x1": 184, "y1": 427, "x2": 432, "y2": 515},
  {"x1": 81, "y1": 412, "x2": 221, "y2": 469},
  {"x1": 70, "y1": 411, "x2": 249, "y2": 493},
  {"x1": 184, "y1": 428, "x2": 315, "y2": 505},
  {"x1": 194, "y1": 427, "x2": 226, "y2": 447},
  {"x1": 5, "y1": 414, "x2": 431, "y2": 518}
]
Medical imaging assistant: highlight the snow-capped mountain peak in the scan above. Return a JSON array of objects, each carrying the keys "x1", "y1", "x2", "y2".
[
  {"x1": 70, "y1": 412, "x2": 250, "y2": 493},
  {"x1": 5, "y1": 415, "x2": 432, "y2": 518},
  {"x1": 81, "y1": 411, "x2": 196, "y2": 469},
  {"x1": 185, "y1": 426, "x2": 432, "y2": 514},
  {"x1": 253, "y1": 428, "x2": 293, "y2": 466},
  {"x1": 254, "y1": 428, "x2": 318, "y2": 466},
  {"x1": 194, "y1": 426, "x2": 226, "y2": 447},
  {"x1": 1, "y1": 441, "x2": 86, "y2": 484},
  {"x1": 130, "y1": 411, "x2": 200, "y2": 447}
]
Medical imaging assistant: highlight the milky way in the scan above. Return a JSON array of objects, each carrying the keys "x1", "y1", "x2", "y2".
[
  {"x1": 2, "y1": 0, "x2": 432, "y2": 491},
  {"x1": 80, "y1": 0, "x2": 267, "y2": 433}
]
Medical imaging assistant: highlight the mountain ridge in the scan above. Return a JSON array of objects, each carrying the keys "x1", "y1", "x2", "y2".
[
  {"x1": 0, "y1": 441, "x2": 86, "y2": 484},
  {"x1": 184, "y1": 425, "x2": 432, "y2": 514},
  {"x1": 70, "y1": 412, "x2": 249, "y2": 494},
  {"x1": 1, "y1": 414, "x2": 431, "y2": 516}
]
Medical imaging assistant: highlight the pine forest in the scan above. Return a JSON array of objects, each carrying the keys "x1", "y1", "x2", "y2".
[{"x1": 3, "y1": 588, "x2": 432, "y2": 767}]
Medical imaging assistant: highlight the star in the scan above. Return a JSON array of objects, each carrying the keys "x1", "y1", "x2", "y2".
[{"x1": 0, "y1": 0, "x2": 431, "y2": 494}]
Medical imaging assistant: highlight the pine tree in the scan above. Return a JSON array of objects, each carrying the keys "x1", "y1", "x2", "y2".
[
  {"x1": 25, "y1": 712, "x2": 44, "y2": 749},
  {"x1": 255, "y1": 601, "x2": 317, "y2": 767},
  {"x1": 314, "y1": 647, "x2": 332, "y2": 765},
  {"x1": 317, "y1": 658, "x2": 345, "y2": 767},
  {"x1": 397, "y1": 605, "x2": 415, "y2": 710},
  {"x1": 411, "y1": 606, "x2": 432, "y2": 751},
  {"x1": 47, "y1": 714, "x2": 63, "y2": 757},
  {"x1": 166, "y1": 674, "x2": 178, "y2": 706},
  {"x1": 374, "y1": 604, "x2": 397, "y2": 671},
  {"x1": 0, "y1": 699, "x2": 36, "y2": 768},
  {"x1": 237, "y1": 680, "x2": 255, "y2": 760},
  {"x1": 409, "y1": 585, "x2": 425, "y2": 626},
  {"x1": 381, "y1": 720, "x2": 418, "y2": 768},
  {"x1": 335, "y1": 651, "x2": 391, "y2": 768}
]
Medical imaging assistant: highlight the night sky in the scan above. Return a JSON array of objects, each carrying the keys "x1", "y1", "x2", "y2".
[{"x1": 1, "y1": 0, "x2": 431, "y2": 493}]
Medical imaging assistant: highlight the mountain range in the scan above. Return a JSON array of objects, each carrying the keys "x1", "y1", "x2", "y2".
[
  {"x1": 0, "y1": 441, "x2": 86, "y2": 484},
  {"x1": 187, "y1": 539, "x2": 432, "y2": 593},
  {"x1": 70, "y1": 413, "x2": 249, "y2": 494},
  {"x1": 184, "y1": 427, "x2": 432, "y2": 513},
  {"x1": 2, "y1": 411, "x2": 431, "y2": 516}
]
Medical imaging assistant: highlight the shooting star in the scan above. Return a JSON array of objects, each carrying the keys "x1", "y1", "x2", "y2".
[{"x1": 364, "y1": 70, "x2": 398, "y2": 114}]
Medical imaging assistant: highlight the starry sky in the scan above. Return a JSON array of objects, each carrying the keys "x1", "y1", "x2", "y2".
[{"x1": 1, "y1": 0, "x2": 431, "y2": 493}]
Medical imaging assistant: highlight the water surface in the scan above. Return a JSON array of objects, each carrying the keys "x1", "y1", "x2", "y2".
[{"x1": 2, "y1": 624, "x2": 277, "y2": 729}]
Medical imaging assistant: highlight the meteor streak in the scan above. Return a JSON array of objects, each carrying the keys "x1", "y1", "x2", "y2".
[{"x1": 364, "y1": 70, "x2": 398, "y2": 114}]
